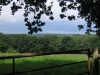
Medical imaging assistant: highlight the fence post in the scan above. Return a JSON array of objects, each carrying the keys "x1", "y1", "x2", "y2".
[
  {"x1": 93, "y1": 48, "x2": 99, "y2": 75},
  {"x1": 88, "y1": 49, "x2": 90, "y2": 75},
  {"x1": 13, "y1": 58, "x2": 15, "y2": 75}
]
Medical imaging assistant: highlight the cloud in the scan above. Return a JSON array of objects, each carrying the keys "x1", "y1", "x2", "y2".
[
  {"x1": 0, "y1": 22, "x2": 28, "y2": 34},
  {"x1": 0, "y1": 0, "x2": 88, "y2": 34},
  {"x1": 40, "y1": 20, "x2": 87, "y2": 34},
  {"x1": 0, "y1": 3, "x2": 24, "y2": 23}
]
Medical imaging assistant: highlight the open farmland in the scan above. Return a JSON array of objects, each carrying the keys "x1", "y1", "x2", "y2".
[{"x1": 0, "y1": 53, "x2": 94, "y2": 75}]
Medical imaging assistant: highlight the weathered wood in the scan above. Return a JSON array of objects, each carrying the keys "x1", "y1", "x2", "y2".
[
  {"x1": 93, "y1": 48, "x2": 99, "y2": 75},
  {"x1": 0, "y1": 50, "x2": 88, "y2": 60},
  {"x1": 12, "y1": 58, "x2": 15, "y2": 75},
  {"x1": 88, "y1": 49, "x2": 90, "y2": 75}
]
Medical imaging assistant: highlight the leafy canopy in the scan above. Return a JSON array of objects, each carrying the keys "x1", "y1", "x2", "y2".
[{"x1": 0, "y1": 0, "x2": 100, "y2": 35}]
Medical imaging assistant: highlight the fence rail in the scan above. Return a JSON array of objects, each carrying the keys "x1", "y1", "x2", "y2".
[
  {"x1": 0, "y1": 50, "x2": 89, "y2": 59},
  {"x1": 0, "y1": 49, "x2": 90, "y2": 75}
]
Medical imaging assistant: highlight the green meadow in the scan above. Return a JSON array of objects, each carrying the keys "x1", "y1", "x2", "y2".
[{"x1": 0, "y1": 53, "x2": 93, "y2": 75}]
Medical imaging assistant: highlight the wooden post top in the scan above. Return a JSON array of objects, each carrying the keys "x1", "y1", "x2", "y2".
[{"x1": 93, "y1": 48, "x2": 99, "y2": 60}]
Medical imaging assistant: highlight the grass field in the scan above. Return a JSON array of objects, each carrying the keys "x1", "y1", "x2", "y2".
[{"x1": 0, "y1": 53, "x2": 94, "y2": 75}]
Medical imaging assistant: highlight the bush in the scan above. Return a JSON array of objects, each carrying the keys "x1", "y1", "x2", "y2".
[{"x1": 6, "y1": 48, "x2": 19, "y2": 53}]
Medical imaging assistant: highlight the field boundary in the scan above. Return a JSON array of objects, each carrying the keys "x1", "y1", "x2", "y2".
[{"x1": 0, "y1": 49, "x2": 91, "y2": 75}]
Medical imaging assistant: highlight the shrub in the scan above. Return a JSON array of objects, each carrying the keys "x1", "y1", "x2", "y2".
[{"x1": 6, "y1": 48, "x2": 19, "y2": 53}]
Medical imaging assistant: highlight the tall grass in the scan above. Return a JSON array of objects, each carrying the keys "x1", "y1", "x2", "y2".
[{"x1": 0, "y1": 54, "x2": 93, "y2": 75}]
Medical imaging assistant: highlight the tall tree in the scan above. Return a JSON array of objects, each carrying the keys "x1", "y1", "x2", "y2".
[
  {"x1": 61, "y1": 36, "x2": 71, "y2": 51},
  {"x1": 0, "y1": 33, "x2": 8, "y2": 52}
]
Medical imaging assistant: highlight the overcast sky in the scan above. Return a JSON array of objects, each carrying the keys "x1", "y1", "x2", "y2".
[{"x1": 0, "y1": 0, "x2": 88, "y2": 34}]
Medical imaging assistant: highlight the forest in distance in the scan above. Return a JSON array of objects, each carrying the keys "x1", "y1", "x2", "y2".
[{"x1": 0, "y1": 33, "x2": 100, "y2": 53}]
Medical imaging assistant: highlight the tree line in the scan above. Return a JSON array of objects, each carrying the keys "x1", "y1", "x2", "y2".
[{"x1": 0, "y1": 33, "x2": 100, "y2": 53}]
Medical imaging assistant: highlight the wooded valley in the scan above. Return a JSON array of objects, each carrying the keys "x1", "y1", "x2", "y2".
[{"x1": 0, "y1": 33, "x2": 99, "y2": 53}]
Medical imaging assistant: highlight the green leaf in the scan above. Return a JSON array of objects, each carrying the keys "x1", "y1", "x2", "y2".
[
  {"x1": 41, "y1": 22, "x2": 45, "y2": 26},
  {"x1": 49, "y1": 16, "x2": 54, "y2": 20},
  {"x1": 24, "y1": 18, "x2": 28, "y2": 22},
  {"x1": 78, "y1": 25, "x2": 84, "y2": 30},
  {"x1": 23, "y1": 13, "x2": 28, "y2": 17},
  {"x1": 31, "y1": 21, "x2": 35, "y2": 25},
  {"x1": 36, "y1": 7, "x2": 39, "y2": 12},
  {"x1": 61, "y1": 7, "x2": 67, "y2": 12},
  {"x1": 68, "y1": 15, "x2": 75, "y2": 20},
  {"x1": 60, "y1": 14, "x2": 66, "y2": 19},
  {"x1": 68, "y1": 16, "x2": 72, "y2": 20},
  {"x1": 48, "y1": 6, "x2": 51, "y2": 11},
  {"x1": 38, "y1": 28, "x2": 42, "y2": 32}
]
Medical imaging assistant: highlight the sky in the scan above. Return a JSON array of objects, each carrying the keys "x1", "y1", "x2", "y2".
[{"x1": 0, "y1": 0, "x2": 88, "y2": 34}]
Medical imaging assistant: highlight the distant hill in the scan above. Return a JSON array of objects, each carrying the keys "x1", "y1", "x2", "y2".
[
  {"x1": 4, "y1": 33, "x2": 86, "y2": 37},
  {"x1": 32, "y1": 33, "x2": 74, "y2": 37}
]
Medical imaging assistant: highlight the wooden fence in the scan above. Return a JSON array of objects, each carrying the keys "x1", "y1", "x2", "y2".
[
  {"x1": 0, "y1": 49, "x2": 91, "y2": 75},
  {"x1": 92, "y1": 48, "x2": 100, "y2": 75}
]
